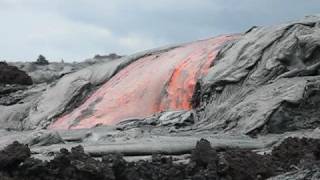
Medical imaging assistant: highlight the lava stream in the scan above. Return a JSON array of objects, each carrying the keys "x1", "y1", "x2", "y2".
[{"x1": 50, "y1": 35, "x2": 237, "y2": 129}]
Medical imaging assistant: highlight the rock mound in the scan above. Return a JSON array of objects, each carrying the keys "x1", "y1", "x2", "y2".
[{"x1": 0, "y1": 62, "x2": 32, "y2": 85}]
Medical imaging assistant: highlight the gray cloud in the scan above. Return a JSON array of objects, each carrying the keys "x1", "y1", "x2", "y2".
[{"x1": 0, "y1": 0, "x2": 319, "y2": 62}]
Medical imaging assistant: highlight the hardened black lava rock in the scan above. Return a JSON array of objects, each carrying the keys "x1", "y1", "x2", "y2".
[
  {"x1": 0, "y1": 62, "x2": 33, "y2": 85},
  {"x1": 271, "y1": 137, "x2": 320, "y2": 171},
  {"x1": 0, "y1": 141, "x2": 31, "y2": 172},
  {"x1": 17, "y1": 146, "x2": 115, "y2": 180},
  {"x1": 1, "y1": 137, "x2": 320, "y2": 180}
]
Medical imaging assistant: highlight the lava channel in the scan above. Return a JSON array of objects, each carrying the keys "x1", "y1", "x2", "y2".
[{"x1": 50, "y1": 35, "x2": 237, "y2": 129}]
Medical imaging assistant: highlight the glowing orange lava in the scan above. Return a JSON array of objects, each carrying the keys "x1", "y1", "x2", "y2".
[{"x1": 50, "y1": 35, "x2": 237, "y2": 129}]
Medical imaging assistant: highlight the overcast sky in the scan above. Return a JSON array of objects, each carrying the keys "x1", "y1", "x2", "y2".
[{"x1": 1, "y1": 0, "x2": 320, "y2": 62}]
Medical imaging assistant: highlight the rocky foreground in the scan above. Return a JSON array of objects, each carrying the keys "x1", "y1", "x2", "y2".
[
  {"x1": 1, "y1": 137, "x2": 320, "y2": 180},
  {"x1": 1, "y1": 15, "x2": 320, "y2": 179}
]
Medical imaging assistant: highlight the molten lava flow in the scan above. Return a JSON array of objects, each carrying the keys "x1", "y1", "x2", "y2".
[{"x1": 50, "y1": 35, "x2": 237, "y2": 129}]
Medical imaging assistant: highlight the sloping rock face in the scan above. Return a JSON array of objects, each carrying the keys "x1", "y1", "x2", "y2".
[
  {"x1": 51, "y1": 35, "x2": 237, "y2": 129},
  {"x1": 193, "y1": 16, "x2": 320, "y2": 135}
]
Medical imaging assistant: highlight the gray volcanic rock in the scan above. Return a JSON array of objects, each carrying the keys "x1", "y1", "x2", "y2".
[
  {"x1": 26, "y1": 131, "x2": 65, "y2": 147},
  {"x1": 268, "y1": 169, "x2": 320, "y2": 180},
  {"x1": 12, "y1": 62, "x2": 86, "y2": 84},
  {"x1": 193, "y1": 15, "x2": 320, "y2": 135},
  {"x1": 0, "y1": 84, "x2": 47, "y2": 130},
  {"x1": 11, "y1": 53, "x2": 122, "y2": 84},
  {"x1": 0, "y1": 85, "x2": 28, "y2": 106}
]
